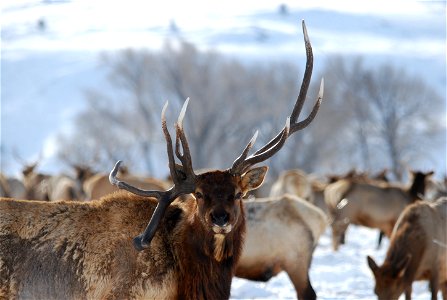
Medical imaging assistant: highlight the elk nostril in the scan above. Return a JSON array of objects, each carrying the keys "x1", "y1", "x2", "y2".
[{"x1": 211, "y1": 211, "x2": 229, "y2": 227}]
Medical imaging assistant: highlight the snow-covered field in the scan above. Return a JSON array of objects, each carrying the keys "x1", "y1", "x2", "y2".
[{"x1": 231, "y1": 225, "x2": 433, "y2": 299}]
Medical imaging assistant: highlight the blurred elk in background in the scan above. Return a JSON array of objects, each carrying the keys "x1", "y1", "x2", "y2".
[
  {"x1": 325, "y1": 170, "x2": 434, "y2": 250},
  {"x1": 236, "y1": 194, "x2": 327, "y2": 299},
  {"x1": 269, "y1": 168, "x2": 328, "y2": 215},
  {"x1": 82, "y1": 165, "x2": 169, "y2": 200},
  {"x1": 270, "y1": 169, "x2": 313, "y2": 201},
  {"x1": 0, "y1": 173, "x2": 26, "y2": 199}
]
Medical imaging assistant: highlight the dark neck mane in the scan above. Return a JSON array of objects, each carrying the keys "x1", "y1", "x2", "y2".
[
  {"x1": 175, "y1": 203, "x2": 246, "y2": 299},
  {"x1": 408, "y1": 173, "x2": 427, "y2": 202}
]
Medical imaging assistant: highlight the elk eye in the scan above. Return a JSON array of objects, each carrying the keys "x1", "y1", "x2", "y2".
[
  {"x1": 195, "y1": 192, "x2": 203, "y2": 199},
  {"x1": 235, "y1": 192, "x2": 243, "y2": 200}
]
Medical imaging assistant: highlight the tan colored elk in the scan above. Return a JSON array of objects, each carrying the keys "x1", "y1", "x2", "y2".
[
  {"x1": 270, "y1": 168, "x2": 329, "y2": 215},
  {"x1": 20, "y1": 162, "x2": 50, "y2": 200},
  {"x1": 270, "y1": 169, "x2": 313, "y2": 201},
  {"x1": 236, "y1": 194, "x2": 327, "y2": 299},
  {"x1": 0, "y1": 21, "x2": 323, "y2": 299},
  {"x1": 367, "y1": 197, "x2": 447, "y2": 300},
  {"x1": 0, "y1": 173, "x2": 26, "y2": 199},
  {"x1": 325, "y1": 170, "x2": 434, "y2": 250}
]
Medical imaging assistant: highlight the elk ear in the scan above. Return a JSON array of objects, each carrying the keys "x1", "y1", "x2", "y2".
[
  {"x1": 241, "y1": 166, "x2": 268, "y2": 192},
  {"x1": 367, "y1": 255, "x2": 379, "y2": 274}
]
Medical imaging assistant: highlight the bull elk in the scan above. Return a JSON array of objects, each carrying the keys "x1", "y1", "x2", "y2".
[
  {"x1": 367, "y1": 197, "x2": 447, "y2": 300},
  {"x1": 0, "y1": 20, "x2": 323, "y2": 299}
]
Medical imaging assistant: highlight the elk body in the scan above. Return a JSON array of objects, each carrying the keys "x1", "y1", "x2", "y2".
[
  {"x1": 0, "y1": 173, "x2": 26, "y2": 199},
  {"x1": 367, "y1": 197, "x2": 447, "y2": 300},
  {"x1": 21, "y1": 163, "x2": 50, "y2": 200},
  {"x1": 269, "y1": 169, "x2": 313, "y2": 201},
  {"x1": 0, "y1": 172, "x2": 263, "y2": 299},
  {"x1": 236, "y1": 194, "x2": 327, "y2": 300},
  {"x1": 269, "y1": 169, "x2": 329, "y2": 215},
  {"x1": 0, "y1": 21, "x2": 323, "y2": 299},
  {"x1": 324, "y1": 170, "x2": 433, "y2": 250}
]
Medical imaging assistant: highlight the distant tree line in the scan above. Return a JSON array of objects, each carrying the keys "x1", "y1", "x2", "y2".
[{"x1": 56, "y1": 41, "x2": 444, "y2": 181}]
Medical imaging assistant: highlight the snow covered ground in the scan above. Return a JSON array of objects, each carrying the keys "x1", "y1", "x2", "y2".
[{"x1": 231, "y1": 225, "x2": 433, "y2": 299}]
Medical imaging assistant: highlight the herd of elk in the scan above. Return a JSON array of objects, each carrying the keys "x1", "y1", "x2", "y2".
[
  {"x1": 324, "y1": 169, "x2": 434, "y2": 251},
  {"x1": 0, "y1": 21, "x2": 324, "y2": 299}
]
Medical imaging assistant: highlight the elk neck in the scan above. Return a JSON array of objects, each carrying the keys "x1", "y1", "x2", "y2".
[
  {"x1": 175, "y1": 197, "x2": 246, "y2": 299},
  {"x1": 408, "y1": 172, "x2": 428, "y2": 201}
]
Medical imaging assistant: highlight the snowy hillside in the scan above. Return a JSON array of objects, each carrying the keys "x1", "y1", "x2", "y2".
[{"x1": 1, "y1": 0, "x2": 445, "y2": 175}]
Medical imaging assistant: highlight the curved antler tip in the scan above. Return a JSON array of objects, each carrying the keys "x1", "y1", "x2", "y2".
[
  {"x1": 249, "y1": 130, "x2": 259, "y2": 146},
  {"x1": 109, "y1": 160, "x2": 123, "y2": 186},
  {"x1": 133, "y1": 235, "x2": 149, "y2": 251},
  {"x1": 178, "y1": 98, "x2": 190, "y2": 128},
  {"x1": 302, "y1": 20, "x2": 309, "y2": 41},
  {"x1": 318, "y1": 78, "x2": 325, "y2": 100},
  {"x1": 114, "y1": 160, "x2": 123, "y2": 169},
  {"x1": 162, "y1": 100, "x2": 169, "y2": 114}
]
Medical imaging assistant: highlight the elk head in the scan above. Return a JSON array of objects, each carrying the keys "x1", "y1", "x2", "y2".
[
  {"x1": 367, "y1": 255, "x2": 412, "y2": 300},
  {"x1": 110, "y1": 20, "x2": 324, "y2": 251}
]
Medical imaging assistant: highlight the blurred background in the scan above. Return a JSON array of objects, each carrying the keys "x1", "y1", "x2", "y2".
[{"x1": 1, "y1": 0, "x2": 446, "y2": 182}]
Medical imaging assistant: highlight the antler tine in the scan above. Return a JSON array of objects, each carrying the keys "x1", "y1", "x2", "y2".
[
  {"x1": 291, "y1": 78, "x2": 323, "y2": 131},
  {"x1": 109, "y1": 100, "x2": 197, "y2": 251},
  {"x1": 232, "y1": 118, "x2": 290, "y2": 175},
  {"x1": 230, "y1": 20, "x2": 323, "y2": 175},
  {"x1": 230, "y1": 130, "x2": 258, "y2": 173},
  {"x1": 175, "y1": 98, "x2": 195, "y2": 177},
  {"x1": 290, "y1": 20, "x2": 313, "y2": 123},
  {"x1": 162, "y1": 102, "x2": 178, "y2": 182},
  {"x1": 109, "y1": 160, "x2": 166, "y2": 198},
  {"x1": 252, "y1": 78, "x2": 323, "y2": 156}
]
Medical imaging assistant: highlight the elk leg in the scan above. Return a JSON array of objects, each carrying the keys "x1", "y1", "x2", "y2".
[
  {"x1": 429, "y1": 271, "x2": 439, "y2": 300},
  {"x1": 377, "y1": 231, "x2": 384, "y2": 249},
  {"x1": 283, "y1": 256, "x2": 316, "y2": 300},
  {"x1": 440, "y1": 281, "x2": 447, "y2": 300},
  {"x1": 405, "y1": 284, "x2": 412, "y2": 300},
  {"x1": 331, "y1": 221, "x2": 349, "y2": 251}
]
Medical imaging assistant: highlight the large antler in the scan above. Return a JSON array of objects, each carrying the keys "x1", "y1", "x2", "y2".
[
  {"x1": 110, "y1": 99, "x2": 196, "y2": 251},
  {"x1": 230, "y1": 20, "x2": 324, "y2": 175}
]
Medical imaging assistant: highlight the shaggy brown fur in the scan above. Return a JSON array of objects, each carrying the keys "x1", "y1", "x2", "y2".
[
  {"x1": 367, "y1": 197, "x2": 447, "y2": 300},
  {"x1": 0, "y1": 168, "x2": 266, "y2": 299}
]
